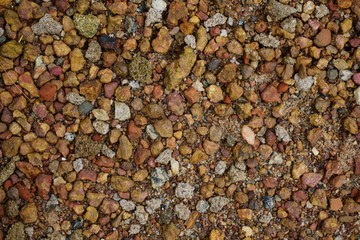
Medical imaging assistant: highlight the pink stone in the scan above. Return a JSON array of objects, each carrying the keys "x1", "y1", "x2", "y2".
[
  {"x1": 301, "y1": 172, "x2": 323, "y2": 187},
  {"x1": 78, "y1": 169, "x2": 97, "y2": 182},
  {"x1": 353, "y1": 73, "x2": 360, "y2": 85},
  {"x1": 35, "y1": 174, "x2": 52, "y2": 200},
  {"x1": 104, "y1": 82, "x2": 119, "y2": 98},
  {"x1": 50, "y1": 66, "x2": 62, "y2": 76}
]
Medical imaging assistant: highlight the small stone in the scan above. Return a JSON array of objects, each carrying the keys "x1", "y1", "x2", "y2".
[
  {"x1": 314, "y1": 29, "x2": 332, "y2": 47},
  {"x1": 215, "y1": 161, "x2": 227, "y2": 175},
  {"x1": 254, "y1": 34, "x2": 280, "y2": 48},
  {"x1": 263, "y1": 196, "x2": 275, "y2": 210},
  {"x1": 84, "y1": 206, "x2": 98, "y2": 223},
  {"x1": 120, "y1": 199, "x2": 136, "y2": 211},
  {"x1": 268, "y1": 0, "x2": 297, "y2": 21},
  {"x1": 269, "y1": 152, "x2": 283, "y2": 165},
  {"x1": 311, "y1": 189, "x2": 327, "y2": 209},
  {"x1": 152, "y1": 0, "x2": 167, "y2": 11},
  {"x1": 92, "y1": 109, "x2": 110, "y2": 121},
  {"x1": 339, "y1": 70, "x2": 353, "y2": 81},
  {"x1": 151, "y1": 167, "x2": 169, "y2": 188},
  {"x1": 343, "y1": 117, "x2": 359, "y2": 134},
  {"x1": 321, "y1": 218, "x2": 340, "y2": 234},
  {"x1": 129, "y1": 56, "x2": 153, "y2": 83},
  {"x1": 206, "y1": 85, "x2": 224, "y2": 103},
  {"x1": 73, "y1": 159, "x2": 84, "y2": 172},
  {"x1": 152, "y1": 27, "x2": 172, "y2": 54},
  {"x1": 0, "y1": 40, "x2": 23, "y2": 59},
  {"x1": 70, "y1": 48, "x2": 86, "y2": 72},
  {"x1": 162, "y1": 223, "x2": 180, "y2": 240},
  {"x1": 73, "y1": 14, "x2": 100, "y2": 38},
  {"x1": 78, "y1": 102, "x2": 93, "y2": 115},
  {"x1": 174, "y1": 203, "x2": 191, "y2": 220},
  {"x1": 166, "y1": 0, "x2": 188, "y2": 26},
  {"x1": 204, "y1": 13, "x2": 227, "y2": 28},
  {"x1": 113, "y1": 102, "x2": 131, "y2": 121},
  {"x1": 354, "y1": 87, "x2": 360, "y2": 105},
  {"x1": 167, "y1": 92, "x2": 185, "y2": 115},
  {"x1": 333, "y1": 59, "x2": 349, "y2": 70},
  {"x1": 93, "y1": 120, "x2": 109, "y2": 134},
  {"x1": 242, "y1": 125, "x2": 255, "y2": 145},
  {"x1": 66, "y1": 92, "x2": 86, "y2": 105},
  {"x1": 292, "y1": 162, "x2": 308, "y2": 179},
  {"x1": 154, "y1": 119, "x2": 173, "y2": 138},
  {"x1": 2, "y1": 137, "x2": 22, "y2": 158},
  {"x1": 31, "y1": 13, "x2": 63, "y2": 35},
  {"x1": 129, "y1": 225, "x2": 141, "y2": 235},
  {"x1": 209, "y1": 229, "x2": 224, "y2": 240},
  {"x1": 98, "y1": 34, "x2": 117, "y2": 49},
  {"x1": 196, "y1": 200, "x2": 210, "y2": 213},
  {"x1": 294, "y1": 74, "x2": 314, "y2": 92},
  {"x1": 155, "y1": 149, "x2": 174, "y2": 165},
  {"x1": 164, "y1": 46, "x2": 197, "y2": 89},
  {"x1": 39, "y1": 83, "x2": 57, "y2": 101},
  {"x1": 5, "y1": 222, "x2": 25, "y2": 240},
  {"x1": 275, "y1": 125, "x2": 291, "y2": 142},
  {"x1": 85, "y1": 41, "x2": 102, "y2": 62},
  {"x1": 145, "y1": 8, "x2": 163, "y2": 26},
  {"x1": 208, "y1": 196, "x2": 230, "y2": 213},
  {"x1": 20, "y1": 203, "x2": 38, "y2": 223},
  {"x1": 330, "y1": 198, "x2": 343, "y2": 211},
  {"x1": 261, "y1": 85, "x2": 280, "y2": 103},
  {"x1": 237, "y1": 209, "x2": 254, "y2": 220},
  {"x1": 301, "y1": 173, "x2": 323, "y2": 187},
  {"x1": 184, "y1": 35, "x2": 196, "y2": 49},
  {"x1": 145, "y1": 198, "x2": 162, "y2": 214},
  {"x1": 315, "y1": 4, "x2": 329, "y2": 19},
  {"x1": 111, "y1": 176, "x2": 134, "y2": 192},
  {"x1": 175, "y1": 182, "x2": 194, "y2": 199},
  {"x1": 135, "y1": 206, "x2": 148, "y2": 225},
  {"x1": 53, "y1": 40, "x2": 71, "y2": 57}
]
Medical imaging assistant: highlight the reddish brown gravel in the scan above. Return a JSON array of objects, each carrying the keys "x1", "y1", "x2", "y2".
[{"x1": 0, "y1": 0, "x2": 360, "y2": 239}]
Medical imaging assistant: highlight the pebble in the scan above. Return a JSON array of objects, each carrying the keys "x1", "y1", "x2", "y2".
[
  {"x1": 73, "y1": 158, "x2": 84, "y2": 173},
  {"x1": 315, "y1": 4, "x2": 329, "y2": 19},
  {"x1": 129, "y1": 224, "x2": 141, "y2": 235},
  {"x1": 146, "y1": 125, "x2": 158, "y2": 140},
  {"x1": 208, "y1": 196, "x2": 230, "y2": 213},
  {"x1": 275, "y1": 125, "x2": 291, "y2": 142},
  {"x1": 268, "y1": 0, "x2": 297, "y2": 21},
  {"x1": 339, "y1": 70, "x2": 353, "y2": 81},
  {"x1": 184, "y1": 35, "x2": 196, "y2": 49},
  {"x1": 135, "y1": 206, "x2": 149, "y2": 225},
  {"x1": 355, "y1": 87, "x2": 360, "y2": 105},
  {"x1": 175, "y1": 182, "x2": 195, "y2": 199},
  {"x1": 196, "y1": 200, "x2": 210, "y2": 213},
  {"x1": 254, "y1": 34, "x2": 280, "y2": 48},
  {"x1": 31, "y1": 13, "x2": 63, "y2": 35},
  {"x1": 269, "y1": 152, "x2": 283, "y2": 165},
  {"x1": 145, "y1": 198, "x2": 162, "y2": 214},
  {"x1": 215, "y1": 161, "x2": 227, "y2": 175},
  {"x1": 174, "y1": 203, "x2": 191, "y2": 220},
  {"x1": 314, "y1": 29, "x2": 332, "y2": 47},
  {"x1": 73, "y1": 14, "x2": 100, "y2": 38},
  {"x1": 155, "y1": 148, "x2": 174, "y2": 165},
  {"x1": 85, "y1": 40, "x2": 102, "y2": 62},
  {"x1": 294, "y1": 74, "x2": 314, "y2": 91},
  {"x1": 242, "y1": 125, "x2": 255, "y2": 145},
  {"x1": 5, "y1": 222, "x2": 25, "y2": 240},
  {"x1": 152, "y1": 0, "x2": 167, "y2": 11},
  {"x1": 78, "y1": 101, "x2": 93, "y2": 115},
  {"x1": 93, "y1": 120, "x2": 109, "y2": 134},
  {"x1": 66, "y1": 92, "x2": 86, "y2": 105},
  {"x1": 204, "y1": 13, "x2": 227, "y2": 28},
  {"x1": 120, "y1": 199, "x2": 136, "y2": 211},
  {"x1": 145, "y1": 8, "x2": 163, "y2": 26},
  {"x1": 151, "y1": 167, "x2": 169, "y2": 188},
  {"x1": 114, "y1": 102, "x2": 131, "y2": 121}
]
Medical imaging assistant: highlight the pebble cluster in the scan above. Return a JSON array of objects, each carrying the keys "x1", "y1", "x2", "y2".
[{"x1": 0, "y1": 0, "x2": 360, "y2": 239}]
